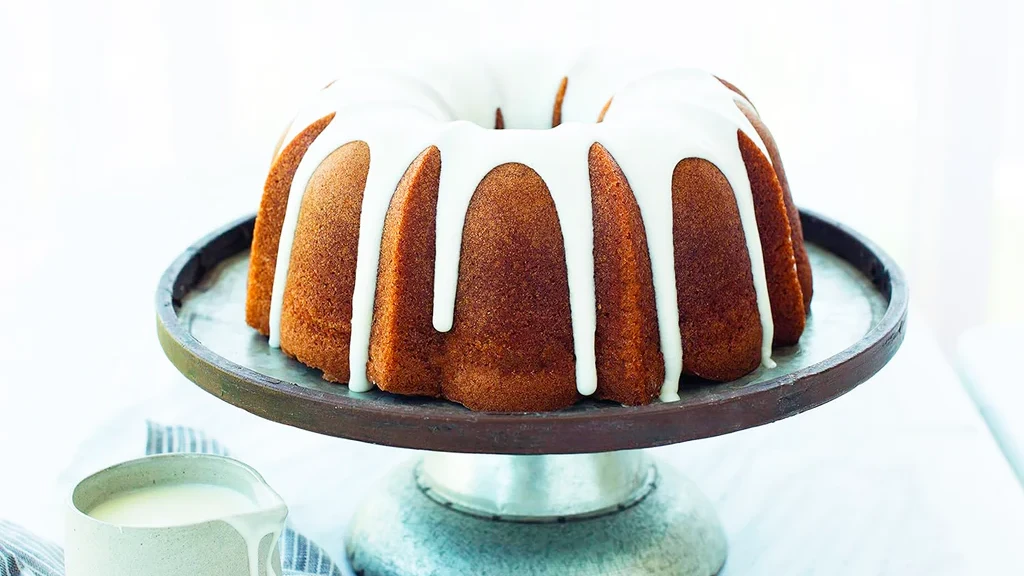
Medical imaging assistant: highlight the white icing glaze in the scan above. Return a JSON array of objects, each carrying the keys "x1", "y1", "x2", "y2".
[
  {"x1": 88, "y1": 482, "x2": 286, "y2": 576},
  {"x1": 222, "y1": 511, "x2": 283, "y2": 576},
  {"x1": 87, "y1": 483, "x2": 255, "y2": 527},
  {"x1": 222, "y1": 473, "x2": 287, "y2": 576},
  {"x1": 559, "y1": 46, "x2": 686, "y2": 124},
  {"x1": 266, "y1": 58, "x2": 777, "y2": 401}
]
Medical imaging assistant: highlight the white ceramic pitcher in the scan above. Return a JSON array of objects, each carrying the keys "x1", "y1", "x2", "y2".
[{"x1": 66, "y1": 454, "x2": 288, "y2": 576}]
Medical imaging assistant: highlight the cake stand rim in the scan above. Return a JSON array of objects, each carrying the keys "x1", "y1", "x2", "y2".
[{"x1": 155, "y1": 209, "x2": 908, "y2": 454}]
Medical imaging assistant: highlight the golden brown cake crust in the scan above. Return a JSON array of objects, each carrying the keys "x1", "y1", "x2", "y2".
[
  {"x1": 552, "y1": 77, "x2": 568, "y2": 127},
  {"x1": 279, "y1": 141, "x2": 371, "y2": 383},
  {"x1": 597, "y1": 97, "x2": 613, "y2": 123},
  {"x1": 590, "y1": 143, "x2": 663, "y2": 405},
  {"x1": 715, "y1": 77, "x2": 753, "y2": 110},
  {"x1": 246, "y1": 114, "x2": 335, "y2": 335},
  {"x1": 729, "y1": 94, "x2": 813, "y2": 312},
  {"x1": 673, "y1": 158, "x2": 762, "y2": 381},
  {"x1": 442, "y1": 162, "x2": 578, "y2": 412},
  {"x1": 367, "y1": 147, "x2": 444, "y2": 397},
  {"x1": 738, "y1": 131, "x2": 807, "y2": 346},
  {"x1": 248, "y1": 77, "x2": 813, "y2": 410}
]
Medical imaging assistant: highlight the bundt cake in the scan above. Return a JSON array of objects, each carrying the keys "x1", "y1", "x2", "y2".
[{"x1": 245, "y1": 60, "x2": 813, "y2": 412}]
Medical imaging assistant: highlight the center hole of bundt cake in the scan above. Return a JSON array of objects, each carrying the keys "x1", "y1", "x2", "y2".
[{"x1": 491, "y1": 78, "x2": 609, "y2": 129}]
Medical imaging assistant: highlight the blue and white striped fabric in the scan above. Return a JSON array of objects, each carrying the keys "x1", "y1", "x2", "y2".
[
  {"x1": 0, "y1": 422, "x2": 343, "y2": 576},
  {"x1": 0, "y1": 521, "x2": 63, "y2": 576},
  {"x1": 146, "y1": 421, "x2": 230, "y2": 458}
]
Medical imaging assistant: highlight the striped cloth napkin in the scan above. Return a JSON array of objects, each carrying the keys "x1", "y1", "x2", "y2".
[{"x1": 0, "y1": 422, "x2": 343, "y2": 576}]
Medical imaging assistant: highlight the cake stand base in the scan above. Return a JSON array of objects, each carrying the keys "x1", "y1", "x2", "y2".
[{"x1": 346, "y1": 453, "x2": 726, "y2": 576}]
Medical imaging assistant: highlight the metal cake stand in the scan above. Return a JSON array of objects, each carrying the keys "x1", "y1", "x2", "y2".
[{"x1": 156, "y1": 210, "x2": 907, "y2": 576}]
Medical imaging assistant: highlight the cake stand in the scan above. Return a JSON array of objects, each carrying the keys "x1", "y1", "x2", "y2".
[{"x1": 156, "y1": 210, "x2": 907, "y2": 576}]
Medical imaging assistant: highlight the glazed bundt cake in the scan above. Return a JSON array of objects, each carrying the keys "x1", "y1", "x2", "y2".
[{"x1": 245, "y1": 61, "x2": 813, "y2": 412}]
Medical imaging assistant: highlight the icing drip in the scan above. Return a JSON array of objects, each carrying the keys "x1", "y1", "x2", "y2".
[
  {"x1": 430, "y1": 124, "x2": 600, "y2": 396},
  {"x1": 222, "y1": 511, "x2": 284, "y2": 576},
  {"x1": 599, "y1": 70, "x2": 777, "y2": 401},
  {"x1": 219, "y1": 472, "x2": 287, "y2": 576},
  {"x1": 222, "y1": 516, "x2": 282, "y2": 573},
  {"x1": 269, "y1": 75, "x2": 457, "y2": 394},
  {"x1": 267, "y1": 62, "x2": 776, "y2": 401}
]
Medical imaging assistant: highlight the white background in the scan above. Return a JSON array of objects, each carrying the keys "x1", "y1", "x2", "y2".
[{"x1": 0, "y1": 0, "x2": 1022, "y2": 570}]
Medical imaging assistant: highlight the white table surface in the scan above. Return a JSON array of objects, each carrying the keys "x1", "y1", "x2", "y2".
[
  {"x1": 2, "y1": 320, "x2": 1019, "y2": 575},
  {"x1": 957, "y1": 324, "x2": 1024, "y2": 483}
]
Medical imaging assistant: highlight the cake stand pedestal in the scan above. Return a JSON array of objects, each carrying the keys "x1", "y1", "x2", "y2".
[
  {"x1": 347, "y1": 452, "x2": 725, "y2": 575},
  {"x1": 156, "y1": 210, "x2": 907, "y2": 576}
]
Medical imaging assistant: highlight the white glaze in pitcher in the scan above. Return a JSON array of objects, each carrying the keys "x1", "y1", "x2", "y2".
[{"x1": 65, "y1": 454, "x2": 288, "y2": 576}]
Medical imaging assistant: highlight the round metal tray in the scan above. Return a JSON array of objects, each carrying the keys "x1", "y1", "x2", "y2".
[{"x1": 156, "y1": 210, "x2": 907, "y2": 454}]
